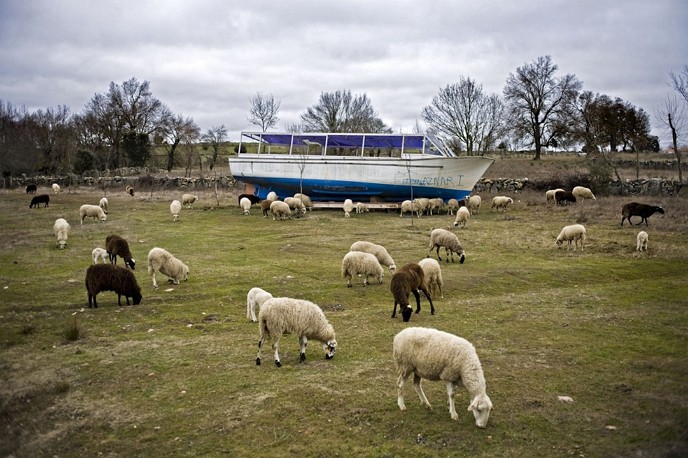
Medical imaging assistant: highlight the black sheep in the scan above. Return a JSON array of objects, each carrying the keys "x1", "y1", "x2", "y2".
[
  {"x1": 621, "y1": 202, "x2": 665, "y2": 226},
  {"x1": 25, "y1": 184, "x2": 37, "y2": 194},
  {"x1": 85, "y1": 264, "x2": 142, "y2": 308},
  {"x1": 238, "y1": 193, "x2": 261, "y2": 206},
  {"x1": 106, "y1": 234, "x2": 136, "y2": 270},
  {"x1": 390, "y1": 263, "x2": 435, "y2": 323},
  {"x1": 29, "y1": 194, "x2": 50, "y2": 208},
  {"x1": 554, "y1": 190, "x2": 576, "y2": 206}
]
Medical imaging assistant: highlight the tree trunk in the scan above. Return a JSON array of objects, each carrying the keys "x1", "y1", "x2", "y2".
[{"x1": 668, "y1": 114, "x2": 682, "y2": 182}]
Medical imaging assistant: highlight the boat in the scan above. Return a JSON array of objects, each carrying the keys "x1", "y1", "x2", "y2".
[{"x1": 228, "y1": 131, "x2": 494, "y2": 202}]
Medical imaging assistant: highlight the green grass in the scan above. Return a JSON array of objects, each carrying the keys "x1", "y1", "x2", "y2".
[{"x1": 0, "y1": 183, "x2": 687, "y2": 457}]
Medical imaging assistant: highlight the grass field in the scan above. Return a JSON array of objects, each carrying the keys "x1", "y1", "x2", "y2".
[{"x1": 1, "y1": 161, "x2": 687, "y2": 457}]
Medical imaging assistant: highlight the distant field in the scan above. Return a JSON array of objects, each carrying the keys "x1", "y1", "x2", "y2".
[{"x1": 1, "y1": 162, "x2": 687, "y2": 456}]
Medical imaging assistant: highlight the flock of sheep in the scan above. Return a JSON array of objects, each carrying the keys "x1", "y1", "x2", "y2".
[{"x1": 32, "y1": 180, "x2": 668, "y2": 430}]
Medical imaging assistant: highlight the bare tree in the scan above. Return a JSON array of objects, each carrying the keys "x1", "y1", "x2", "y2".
[
  {"x1": 300, "y1": 90, "x2": 391, "y2": 133},
  {"x1": 160, "y1": 114, "x2": 200, "y2": 172},
  {"x1": 656, "y1": 96, "x2": 685, "y2": 182},
  {"x1": 248, "y1": 93, "x2": 281, "y2": 132},
  {"x1": 422, "y1": 76, "x2": 504, "y2": 156},
  {"x1": 669, "y1": 65, "x2": 688, "y2": 104},
  {"x1": 202, "y1": 125, "x2": 227, "y2": 170},
  {"x1": 503, "y1": 55, "x2": 582, "y2": 160}
]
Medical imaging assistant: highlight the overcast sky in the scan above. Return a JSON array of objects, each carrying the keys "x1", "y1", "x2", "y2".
[{"x1": 1, "y1": 0, "x2": 686, "y2": 146}]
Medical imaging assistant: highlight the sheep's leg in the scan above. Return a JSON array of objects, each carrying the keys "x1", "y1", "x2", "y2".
[
  {"x1": 446, "y1": 248, "x2": 454, "y2": 263},
  {"x1": 412, "y1": 374, "x2": 432, "y2": 409},
  {"x1": 435, "y1": 245, "x2": 442, "y2": 262},
  {"x1": 397, "y1": 371, "x2": 410, "y2": 411},
  {"x1": 256, "y1": 335, "x2": 265, "y2": 365},
  {"x1": 272, "y1": 338, "x2": 282, "y2": 367},
  {"x1": 445, "y1": 381, "x2": 459, "y2": 420},
  {"x1": 299, "y1": 336, "x2": 308, "y2": 363},
  {"x1": 151, "y1": 272, "x2": 158, "y2": 288},
  {"x1": 412, "y1": 290, "x2": 421, "y2": 314},
  {"x1": 391, "y1": 301, "x2": 398, "y2": 318},
  {"x1": 420, "y1": 287, "x2": 435, "y2": 315}
]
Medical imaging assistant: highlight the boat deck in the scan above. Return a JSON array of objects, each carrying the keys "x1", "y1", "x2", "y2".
[{"x1": 312, "y1": 201, "x2": 401, "y2": 210}]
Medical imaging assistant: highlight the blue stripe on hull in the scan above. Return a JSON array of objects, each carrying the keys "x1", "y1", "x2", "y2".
[{"x1": 240, "y1": 177, "x2": 471, "y2": 202}]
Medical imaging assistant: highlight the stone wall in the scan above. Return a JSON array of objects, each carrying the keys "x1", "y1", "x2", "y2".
[{"x1": 475, "y1": 177, "x2": 683, "y2": 196}]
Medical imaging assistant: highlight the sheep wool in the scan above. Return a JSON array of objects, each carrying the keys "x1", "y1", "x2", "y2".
[
  {"x1": 270, "y1": 200, "x2": 291, "y2": 220},
  {"x1": 490, "y1": 196, "x2": 513, "y2": 211},
  {"x1": 53, "y1": 218, "x2": 71, "y2": 249},
  {"x1": 390, "y1": 263, "x2": 434, "y2": 322},
  {"x1": 85, "y1": 263, "x2": 142, "y2": 308},
  {"x1": 266, "y1": 191, "x2": 278, "y2": 201},
  {"x1": 256, "y1": 297, "x2": 337, "y2": 367},
  {"x1": 467, "y1": 195, "x2": 481, "y2": 214},
  {"x1": 546, "y1": 188, "x2": 565, "y2": 204},
  {"x1": 246, "y1": 287, "x2": 274, "y2": 322},
  {"x1": 79, "y1": 204, "x2": 107, "y2": 224},
  {"x1": 355, "y1": 202, "x2": 369, "y2": 214},
  {"x1": 572, "y1": 186, "x2": 596, "y2": 201},
  {"x1": 170, "y1": 200, "x2": 182, "y2": 222},
  {"x1": 260, "y1": 199, "x2": 274, "y2": 217},
  {"x1": 556, "y1": 224, "x2": 586, "y2": 251},
  {"x1": 181, "y1": 193, "x2": 198, "y2": 208},
  {"x1": 621, "y1": 202, "x2": 665, "y2": 227},
  {"x1": 293, "y1": 193, "x2": 313, "y2": 211},
  {"x1": 393, "y1": 327, "x2": 493, "y2": 428},
  {"x1": 350, "y1": 241, "x2": 396, "y2": 273},
  {"x1": 29, "y1": 194, "x2": 50, "y2": 208},
  {"x1": 147, "y1": 247, "x2": 189, "y2": 288},
  {"x1": 446, "y1": 198, "x2": 459, "y2": 215},
  {"x1": 52, "y1": 183, "x2": 60, "y2": 193},
  {"x1": 636, "y1": 231, "x2": 649, "y2": 252},
  {"x1": 240, "y1": 197, "x2": 252, "y2": 215},
  {"x1": 453, "y1": 206, "x2": 470, "y2": 228},
  {"x1": 418, "y1": 258, "x2": 443, "y2": 299},
  {"x1": 428, "y1": 228, "x2": 465, "y2": 263},
  {"x1": 92, "y1": 247, "x2": 109, "y2": 264},
  {"x1": 343, "y1": 199, "x2": 354, "y2": 218},
  {"x1": 341, "y1": 251, "x2": 384, "y2": 287},
  {"x1": 99, "y1": 197, "x2": 109, "y2": 214},
  {"x1": 284, "y1": 197, "x2": 305, "y2": 214},
  {"x1": 105, "y1": 234, "x2": 136, "y2": 269},
  {"x1": 428, "y1": 198, "x2": 444, "y2": 215},
  {"x1": 400, "y1": 199, "x2": 421, "y2": 218}
]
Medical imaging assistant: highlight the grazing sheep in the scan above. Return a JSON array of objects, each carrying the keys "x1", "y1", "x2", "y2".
[
  {"x1": 256, "y1": 297, "x2": 337, "y2": 367},
  {"x1": 490, "y1": 196, "x2": 513, "y2": 212},
  {"x1": 393, "y1": 327, "x2": 493, "y2": 428},
  {"x1": 25, "y1": 184, "x2": 37, "y2": 194},
  {"x1": 294, "y1": 193, "x2": 313, "y2": 211},
  {"x1": 343, "y1": 199, "x2": 354, "y2": 218},
  {"x1": 105, "y1": 234, "x2": 136, "y2": 269},
  {"x1": 428, "y1": 198, "x2": 444, "y2": 215},
  {"x1": 181, "y1": 193, "x2": 198, "y2": 208},
  {"x1": 246, "y1": 287, "x2": 273, "y2": 322},
  {"x1": 170, "y1": 200, "x2": 182, "y2": 222},
  {"x1": 554, "y1": 190, "x2": 576, "y2": 206},
  {"x1": 238, "y1": 193, "x2": 260, "y2": 206},
  {"x1": 284, "y1": 197, "x2": 306, "y2": 214},
  {"x1": 240, "y1": 197, "x2": 252, "y2": 215},
  {"x1": 270, "y1": 200, "x2": 292, "y2": 220},
  {"x1": 266, "y1": 191, "x2": 278, "y2": 201},
  {"x1": 621, "y1": 202, "x2": 665, "y2": 227},
  {"x1": 428, "y1": 228, "x2": 465, "y2": 264},
  {"x1": 29, "y1": 194, "x2": 50, "y2": 208},
  {"x1": 546, "y1": 188, "x2": 565, "y2": 204},
  {"x1": 467, "y1": 195, "x2": 481, "y2": 214},
  {"x1": 92, "y1": 247, "x2": 109, "y2": 264},
  {"x1": 79, "y1": 204, "x2": 107, "y2": 224},
  {"x1": 260, "y1": 199, "x2": 274, "y2": 217},
  {"x1": 350, "y1": 241, "x2": 397, "y2": 273},
  {"x1": 53, "y1": 218, "x2": 70, "y2": 249},
  {"x1": 453, "y1": 206, "x2": 471, "y2": 228},
  {"x1": 636, "y1": 231, "x2": 649, "y2": 252},
  {"x1": 418, "y1": 258, "x2": 443, "y2": 299},
  {"x1": 390, "y1": 263, "x2": 434, "y2": 322},
  {"x1": 99, "y1": 197, "x2": 109, "y2": 214},
  {"x1": 572, "y1": 186, "x2": 596, "y2": 201},
  {"x1": 446, "y1": 198, "x2": 459, "y2": 215},
  {"x1": 413, "y1": 198, "x2": 431, "y2": 215},
  {"x1": 400, "y1": 199, "x2": 422, "y2": 218},
  {"x1": 355, "y1": 202, "x2": 369, "y2": 214},
  {"x1": 126, "y1": 185, "x2": 134, "y2": 196},
  {"x1": 341, "y1": 251, "x2": 384, "y2": 287},
  {"x1": 52, "y1": 183, "x2": 60, "y2": 193},
  {"x1": 556, "y1": 224, "x2": 586, "y2": 251},
  {"x1": 85, "y1": 264, "x2": 142, "y2": 308},
  {"x1": 147, "y1": 247, "x2": 189, "y2": 288}
]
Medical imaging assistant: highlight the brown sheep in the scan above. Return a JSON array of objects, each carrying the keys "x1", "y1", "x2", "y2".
[
  {"x1": 390, "y1": 263, "x2": 434, "y2": 323},
  {"x1": 85, "y1": 264, "x2": 142, "y2": 308},
  {"x1": 621, "y1": 202, "x2": 665, "y2": 227},
  {"x1": 106, "y1": 234, "x2": 136, "y2": 270}
]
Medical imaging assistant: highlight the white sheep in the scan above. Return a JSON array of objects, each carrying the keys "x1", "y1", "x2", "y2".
[
  {"x1": 355, "y1": 202, "x2": 369, "y2": 214},
  {"x1": 467, "y1": 195, "x2": 481, "y2": 214},
  {"x1": 341, "y1": 251, "x2": 384, "y2": 287},
  {"x1": 453, "y1": 206, "x2": 471, "y2": 228},
  {"x1": 270, "y1": 200, "x2": 292, "y2": 220},
  {"x1": 266, "y1": 191, "x2": 278, "y2": 201},
  {"x1": 53, "y1": 218, "x2": 70, "y2": 249},
  {"x1": 490, "y1": 196, "x2": 513, "y2": 212},
  {"x1": 343, "y1": 199, "x2": 354, "y2": 218},
  {"x1": 393, "y1": 327, "x2": 493, "y2": 428},
  {"x1": 170, "y1": 200, "x2": 182, "y2": 222},
  {"x1": 446, "y1": 198, "x2": 459, "y2": 215},
  {"x1": 240, "y1": 197, "x2": 252, "y2": 215},
  {"x1": 294, "y1": 193, "x2": 313, "y2": 211},
  {"x1": 256, "y1": 297, "x2": 337, "y2": 367},
  {"x1": 79, "y1": 204, "x2": 107, "y2": 224},
  {"x1": 52, "y1": 183, "x2": 60, "y2": 193},
  {"x1": 284, "y1": 196, "x2": 306, "y2": 214},
  {"x1": 556, "y1": 224, "x2": 587, "y2": 251},
  {"x1": 92, "y1": 247, "x2": 109, "y2": 264},
  {"x1": 428, "y1": 198, "x2": 444, "y2": 215},
  {"x1": 147, "y1": 247, "x2": 189, "y2": 288},
  {"x1": 418, "y1": 258, "x2": 443, "y2": 299},
  {"x1": 400, "y1": 199, "x2": 421, "y2": 218},
  {"x1": 572, "y1": 186, "x2": 596, "y2": 201},
  {"x1": 636, "y1": 231, "x2": 648, "y2": 252},
  {"x1": 350, "y1": 241, "x2": 397, "y2": 273},
  {"x1": 428, "y1": 228, "x2": 465, "y2": 263},
  {"x1": 413, "y1": 198, "x2": 430, "y2": 215},
  {"x1": 246, "y1": 287, "x2": 274, "y2": 322},
  {"x1": 99, "y1": 197, "x2": 108, "y2": 214},
  {"x1": 181, "y1": 193, "x2": 199, "y2": 208},
  {"x1": 546, "y1": 188, "x2": 564, "y2": 204}
]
